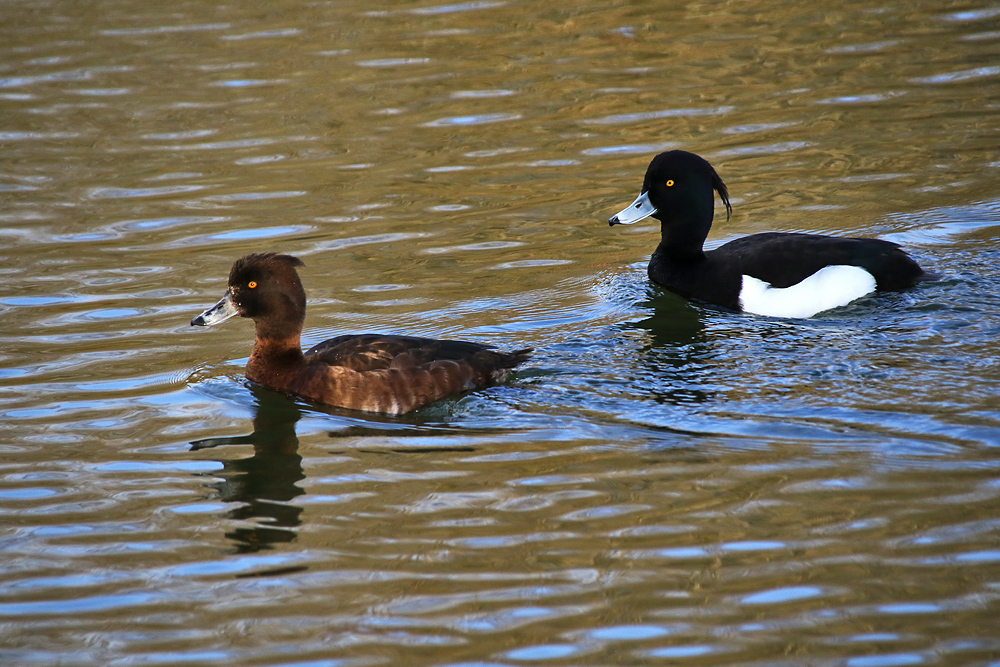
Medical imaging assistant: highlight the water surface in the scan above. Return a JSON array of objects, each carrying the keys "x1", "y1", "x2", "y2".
[{"x1": 2, "y1": 0, "x2": 1000, "y2": 665}]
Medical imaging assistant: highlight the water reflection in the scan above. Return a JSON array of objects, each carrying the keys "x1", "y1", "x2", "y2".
[
  {"x1": 187, "y1": 383, "x2": 515, "y2": 552},
  {"x1": 620, "y1": 287, "x2": 716, "y2": 405},
  {"x1": 626, "y1": 287, "x2": 707, "y2": 350},
  {"x1": 190, "y1": 386, "x2": 305, "y2": 553}
]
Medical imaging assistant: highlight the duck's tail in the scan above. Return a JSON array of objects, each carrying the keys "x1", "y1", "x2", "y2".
[{"x1": 489, "y1": 347, "x2": 532, "y2": 383}]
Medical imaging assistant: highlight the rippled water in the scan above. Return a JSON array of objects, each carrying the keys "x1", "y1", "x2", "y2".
[{"x1": 3, "y1": 0, "x2": 1000, "y2": 665}]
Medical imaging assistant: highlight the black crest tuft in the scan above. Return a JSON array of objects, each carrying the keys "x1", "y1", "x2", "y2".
[{"x1": 710, "y1": 164, "x2": 732, "y2": 221}]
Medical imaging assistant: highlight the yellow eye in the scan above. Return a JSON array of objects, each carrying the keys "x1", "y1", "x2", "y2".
[
  {"x1": 248, "y1": 281, "x2": 257, "y2": 289},
  {"x1": 666, "y1": 179, "x2": 675, "y2": 187}
]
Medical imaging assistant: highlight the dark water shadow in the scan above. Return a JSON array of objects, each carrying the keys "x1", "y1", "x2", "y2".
[
  {"x1": 188, "y1": 381, "x2": 540, "y2": 552},
  {"x1": 617, "y1": 286, "x2": 718, "y2": 405},
  {"x1": 624, "y1": 287, "x2": 708, "y2": 349},
  {"x1": 190, "y1": 385, "x2": 306, "y2": 553}
]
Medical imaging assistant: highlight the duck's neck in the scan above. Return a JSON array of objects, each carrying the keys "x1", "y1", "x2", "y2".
[
  {"x1": 654, "y1": 212, "x2": 711, "y2": 263},
  {"x1": 247, "y1": 325, "x2": 306, "y2": 387}
]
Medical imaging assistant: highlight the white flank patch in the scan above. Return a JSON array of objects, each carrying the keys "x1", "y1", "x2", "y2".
[{"x1": 739, "y1": 265, "x2": 877, "y2": 318}]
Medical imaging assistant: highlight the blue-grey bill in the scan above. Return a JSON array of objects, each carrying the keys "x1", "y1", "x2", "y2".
[
  {"x1": 608, "y1": 191, "x2": 657, "y2": 226},
  {"x1": 191, "y1": 291, "x2": 238, "y2": 327}
]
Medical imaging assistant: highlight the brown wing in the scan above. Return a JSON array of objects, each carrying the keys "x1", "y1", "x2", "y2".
[
  {"x1": 295, "y1": 334, "x2": 531, "y2": 413},
  {"x1": 305, "y1": 334, "x2": 506, "y2": 372}
]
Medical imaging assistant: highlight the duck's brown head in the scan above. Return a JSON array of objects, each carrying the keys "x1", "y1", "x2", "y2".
[{"x1": 192, "y1": 253, "x2": 306, "y2": 339}]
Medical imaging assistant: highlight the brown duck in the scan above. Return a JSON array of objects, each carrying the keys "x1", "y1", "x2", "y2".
[{"x1": 191, "y1": 253, "x2": 531, "y2": 414}]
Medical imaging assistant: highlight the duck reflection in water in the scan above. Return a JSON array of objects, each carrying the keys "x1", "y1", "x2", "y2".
[
  {"x1": 190, "y1": 384, "x2": 306, "y2": 553},
  {"x1": 188, "y1": 384, "x2": 489, "y2": 553},
  {"x1": 619, "y1": 285, "x2": 717, "y2": 406}
]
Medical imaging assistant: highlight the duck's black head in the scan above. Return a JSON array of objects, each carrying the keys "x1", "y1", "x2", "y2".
[
  {"x1": 609, "y1": 151, "x2": 731, "y2": 247},
  {"x1": 192, "y1": 253, "x2": 307, "y2": 339}
]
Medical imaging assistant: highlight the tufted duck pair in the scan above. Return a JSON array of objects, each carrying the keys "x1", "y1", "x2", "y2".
[{"x1": 193, "y1": 151, "x2": 934, "y2": 413}]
